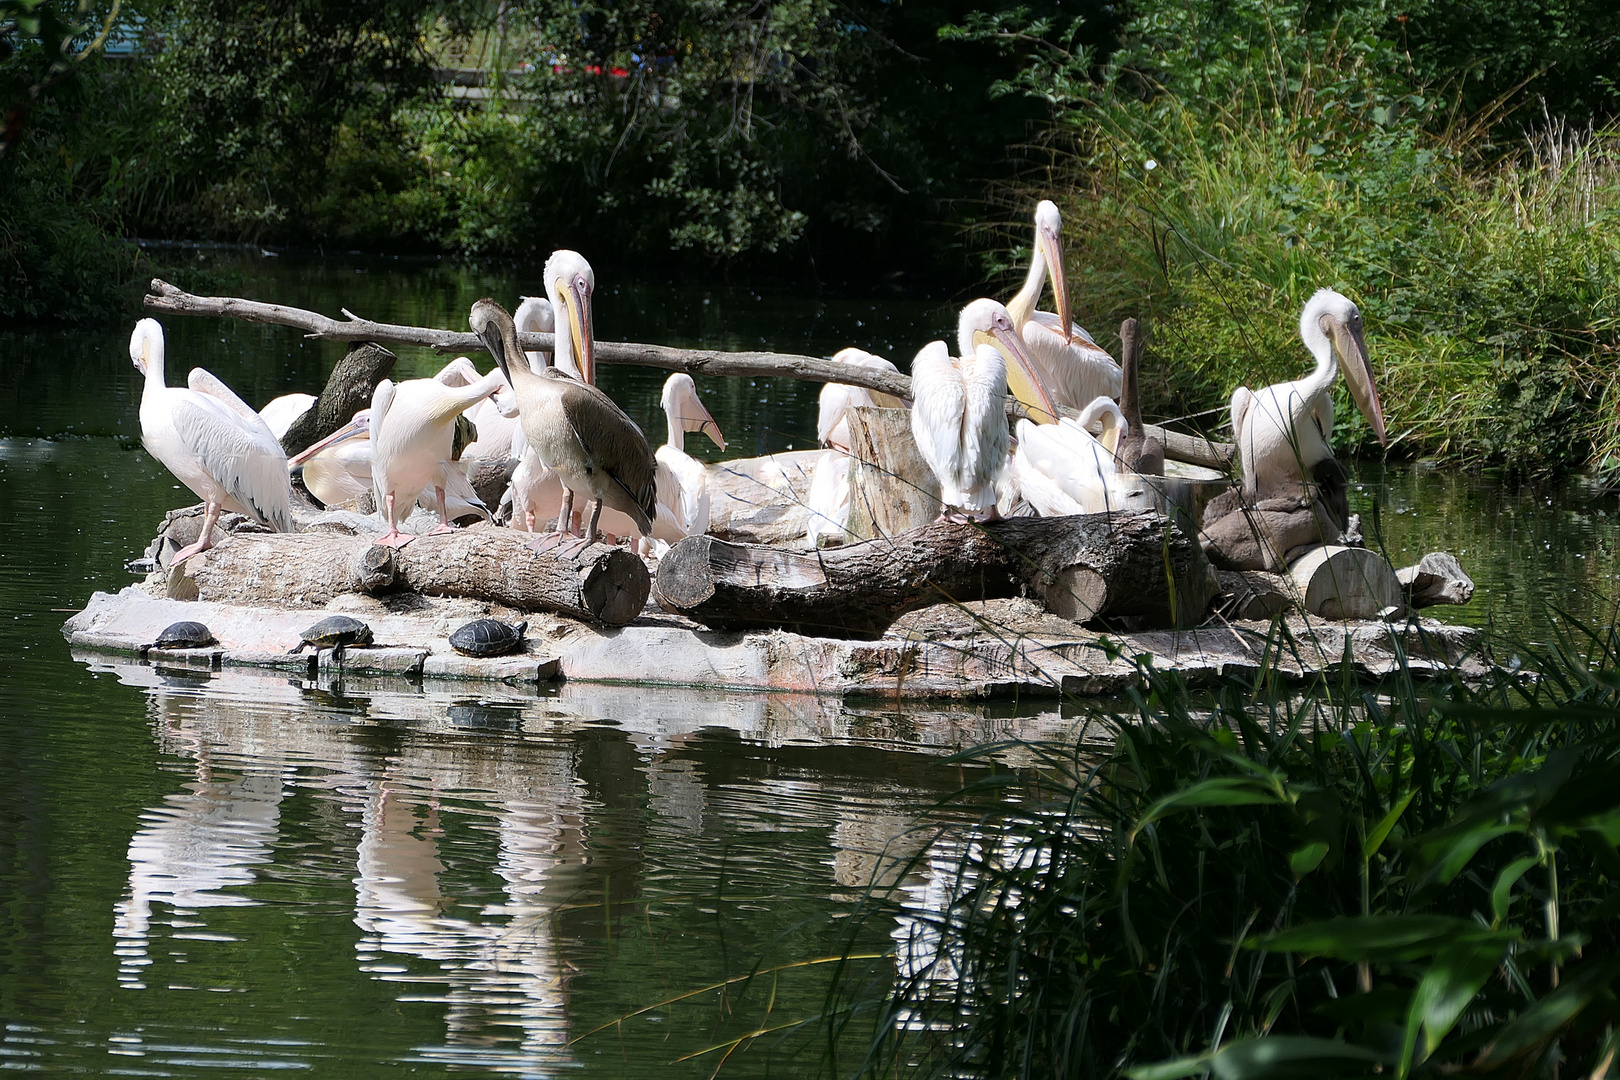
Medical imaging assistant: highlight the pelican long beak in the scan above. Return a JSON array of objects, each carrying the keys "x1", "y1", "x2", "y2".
[
  {"x1": 564, "y1": 277, "x2": 594, "y2": 384},
  {"x1": 680, "y1": 386, "x2": 726, "y2": 451},
  {"x1": 1330, "y1": 316, "x2": 1386, "y2": 446},
  {"x1": 1038, "y1": 222, "x2": 1072, "y2": 343},
  {"x1": 289, "y1": 415, "x2": 369, "y2": 467},
  {"x1": 473, "y1": 316, "x2": 514, "y2": 386},
  {"x1": 979, "y1": 324, "x2": 1060, "y2": 425}
]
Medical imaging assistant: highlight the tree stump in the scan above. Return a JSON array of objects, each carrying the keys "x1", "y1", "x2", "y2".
[
  {"x1": 280, "y1": 342, "x2": 397, "y2": 458},
  {"x1": 1287, "y1": 545, "x2": 1403, "y2": 620},
  {"x1": 170, "y1": 527, "x2": 649, "y2": 626},
  {"x1": 843, "y1": 406, "x2": 941, "y2": 540},
  {"x1": 655, "y1": 510, "x2": 1216, "y2": 639}
]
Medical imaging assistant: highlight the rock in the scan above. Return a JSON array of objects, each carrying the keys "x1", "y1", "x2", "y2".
[{"x1": 1201, "y1": 485, "x2": 1342, "y2": 571}]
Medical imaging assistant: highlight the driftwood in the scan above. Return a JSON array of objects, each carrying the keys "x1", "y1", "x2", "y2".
[
  {"x1": 280, "y1": 342, "x2": 397, "y2": 458},
  {"x1": 169, "y1": 527, "x2": 650, "y2": 626},
  {"x1": 143, "y1": 279, "x2": 1233, "y2": 470},
  {"x1": 1397, "y1": 552, "x2": 1475, "y2": 608},
  {"x1": 655, "y1": 511, "x2": 1217, "y2": 639}
]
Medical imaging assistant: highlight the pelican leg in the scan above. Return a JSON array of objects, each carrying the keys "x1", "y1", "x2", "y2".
[
  {"x1": 971, "y1": 506, "x2": 1003, "y2": 524},
  {"x1": 428, "y1": 485, "x2": 456, "y2": 535},
  {"x1": 529, "y1": 488, "x2": 584, "y2": 555},
  {"x1": 375, "y1": 492, "x2": 416, "y2": 548},
  {"x1": 170, "y1": 501, "x2": 224, "y2": 564},
  {"x1": 581, "y1": 498, "x2": 603, "y2": 546}
]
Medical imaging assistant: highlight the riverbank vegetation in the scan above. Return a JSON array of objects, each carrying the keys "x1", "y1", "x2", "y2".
[{"x1": 5, "y1": 0, "x2": 1620, "y2": 474}]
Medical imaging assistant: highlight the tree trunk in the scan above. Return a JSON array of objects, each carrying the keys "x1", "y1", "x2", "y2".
[
  {"x1": 655, "y1": 511, "x2": 1216, "y2": 638},
  {"x1": 171, "y1": 527, "x2": 650, "y2": 626},
  {"x1": 280, "y1": 342, "x2": 397, "y2": 458}
]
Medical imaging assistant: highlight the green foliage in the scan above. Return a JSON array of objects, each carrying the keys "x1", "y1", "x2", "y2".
[{"x1": 833, "y1": 617, "x2": 1620, "y2": 1078}]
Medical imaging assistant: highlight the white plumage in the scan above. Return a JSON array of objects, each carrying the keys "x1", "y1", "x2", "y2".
[
  {"x1": 1011, "y1": 401, "x2": 1153, "y2": 517},
  {"x1": 258, "y1": 393, "x2": 316, "y2": 439},
  {"x1": 817, "y1": 348, "x2": 905, "y2": 451},
  {"x1": 132, "y1": 318, "x2": 293, "y2": 563},
  {"x1": 910, "y1": 340, "x2": 1009, "y2": 519},
  {"x1": 652, "y1": 373, "x2": 726, "y2": 546}
]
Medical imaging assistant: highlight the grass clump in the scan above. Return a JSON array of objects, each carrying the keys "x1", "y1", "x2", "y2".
[{"x1": 823, "y1": 616, "x2": 1620, "y2": 1079}]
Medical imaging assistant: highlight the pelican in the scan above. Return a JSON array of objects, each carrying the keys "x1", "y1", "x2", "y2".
[
  {"x1": 817, "y1": 348, "x2": 906, "y2": 451},
  {"x1": 131, "y1": 318, "x2": 293, "y2": 563},
  {"x1": 470, "y1": 296, "x2": 657, "y2": 548},
  {"x1": 258, "y1": 393, "x2": 315, "y2": 439},
  {"x1": 368, "y1": 361, "x2": 506, "y2": 546},
  {"x1": 1230, "y1": 288, "x2": 1386, "y2": 529},
  {"x1": 1004, "y1": 200, "x2": 1121, "y2": 415},
  {"x1": 652, "y1": 373, "x2": 726, "y2": 545},
  {"x1": 1011, "y1": 399, "x2": 1153, "y2": 517},
  {"x1": 911, "y1": 298, "x2": 1058, "y2": 522}
]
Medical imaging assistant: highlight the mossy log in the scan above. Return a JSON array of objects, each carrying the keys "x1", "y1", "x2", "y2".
[
  {"x1": 169, "y1": 528, "x2": 650, "y2": 626},
  {"x1": 655, "y1": 510, "x2": 1216, "y2": 639}
]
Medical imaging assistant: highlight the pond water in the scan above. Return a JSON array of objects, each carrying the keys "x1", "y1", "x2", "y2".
[{"x1": 3, "y1": 250, "x2": 1619, "y2": 1076}]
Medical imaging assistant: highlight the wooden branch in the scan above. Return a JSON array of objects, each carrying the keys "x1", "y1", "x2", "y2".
[
  {"x1": 655, "y1": 511, "x2": 1217, "y2": 639},
  {"x1": 143, "y1": 278, "x2": 1235, "y2": 469},
  {"x1": 171, "y1": 527, "x2": 650, "y2": 626}
]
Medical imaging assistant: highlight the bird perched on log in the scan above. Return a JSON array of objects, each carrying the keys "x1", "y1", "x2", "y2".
[
  {"x1": 368, "y1": 363, "x2": 506, "y2": 547},
  {"x1": 1004, "y1": 200, "x2": 1121, "y2": 417},
  {"x1": 911, "y1": 298, "x2": 1051, "y2": 522},
  {"x1": 470, "y1": 293, "x2": 657, "y2": 550},
  {"x1": 1229, "y1": 288, "x2": 1386, "y2": 531},
  {"x1": 653, "y1": 373, "x2": 726, "y2": 548},
  {"x1": 131, "y1": 318, "x2": 293, "y2": 563}
]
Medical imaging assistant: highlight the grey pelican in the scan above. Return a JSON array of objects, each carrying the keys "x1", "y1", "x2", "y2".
[
  {"x1": 1004, "y1": 200, "x2": 1121, "y2": 415},
  {"x1": 1230, "y1": 288, "x2": 1386, "y2": 529},
  {"x1": 131, "y1": 318, "x2": 293, "y2": 562},
  {"x1": 817, "y1": 347, "x2": 905, "y2": 451},
  {"x1": 368, "y1": 362, "x2": 506, "y2": 547},
  {"x1": 469, "y1": 296, "x2": 656, "y2": 549},
  {"x1": 911, "y1": 298, "x2": 1057, "y2": 522}
]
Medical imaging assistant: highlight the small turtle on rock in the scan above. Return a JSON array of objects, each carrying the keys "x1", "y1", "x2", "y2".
[
  {"x1": 289, "y1": 615, "x2": 374, "y2": 664},
  {"x1": 140, "y1": 620, "x2": 217, "y2": 657},
  {"x1": 449, "y1": 619, "x2": 528, "y2": 658}
]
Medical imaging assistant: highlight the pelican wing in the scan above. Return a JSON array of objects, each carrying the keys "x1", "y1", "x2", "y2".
[
  {"x1": 187, "y1": 368, "x2": 282, "y2": 445},
  {"x1": 909, "y1": 341, "x2": 965, "y2": 492},
  {"x1": 170, "y1": 393, "x2": 293, "y2": 531},
  {"x1": 1229, "y1": 385, "x2": 1254, "y2": 443},
  {"x1": 1023, "y1": 314, "x2": 1123, "y2": 410},
  {"x1": 259, "y1": 393, "x2": 316, "y2": 439},
  {"x1": 558, "y1": 380, "x2": 658, "y2": 527}
]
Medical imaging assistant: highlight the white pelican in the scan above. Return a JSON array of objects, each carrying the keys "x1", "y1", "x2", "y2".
[
  {"x1": 258, "y1": 393, "x2": 315, "y2": 439},
  {"x1": 1004, "y1": 200, "x2": 1121, "y2": 416},
  {"x1": 1011, "y1": 399, "x2": 1153, "y2": 516},
  {"x1": 131, "y1": 318, "x2": 293, "y2": 562},
  {"x1": 652, "y1": 373, "x2": 726, "y2": 546},
  {"x1": 817, "y1": 348, "x2": 905, "y2": 451},
  {"x1": 288, "y1": 408, "x2": 491, "y2": 522},
  {"x1": 911, "y1": 298, "x2": 1058, "y2": 521},
  {"x1": 470, "y1": 296, "x2": 657, "y2": 548},
  {"x1": 1230, "y1": 289, "x2": 1386, "y2": 528},
  {"x1": 368, "y1": 364, "x2": 506, "y2": 547},
  {"x1": 804, "y1": 449, "x2": 851, "y2": 546}
]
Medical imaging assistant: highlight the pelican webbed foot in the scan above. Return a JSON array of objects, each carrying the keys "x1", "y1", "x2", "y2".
[{"x1": 374, "y1": 530, "x2": 416, "y2": 549}]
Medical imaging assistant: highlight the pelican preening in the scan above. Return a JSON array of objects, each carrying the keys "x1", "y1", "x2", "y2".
[
  {"x1": 470, "y1": 297, "x2": 657, "y2": 549},
  {"x1": 1229, "y1": 288, "x2": 1386, "y2": 529},
  {"x1": 1005, "y1": 200, "x2": 1121, "y2": 416},
  {"x1": 910, "y1": 337, "x2": 1011, "y2": 523},
  {"x1": 131, "y1": 319, "x2": 293, "y2": 564}
]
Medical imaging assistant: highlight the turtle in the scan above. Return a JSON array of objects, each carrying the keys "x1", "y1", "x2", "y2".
[
  {"x1": 140, "y1": 620, "x2": 217, "y2": 657},
  {"x1": 449, "y1": 619, "x2": 528, "y2": 658},
  {"x1": 288, "y1": 615, "x2": 374, "y2": 661}
]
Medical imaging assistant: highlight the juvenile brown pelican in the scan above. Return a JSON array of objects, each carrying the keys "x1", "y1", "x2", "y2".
[
  {"x1": 469, "y1": 296, "x2": 656, "y2": 549},
  {"x1": 1229, "y1": 289, "x2": 1387, "y2": 528},
  {"x1": 1004, "y1": 200, "x2": 1121, "y2": 414},
  {"x1": 131, "y1": 319, "x2": 293, "y2": 563}
]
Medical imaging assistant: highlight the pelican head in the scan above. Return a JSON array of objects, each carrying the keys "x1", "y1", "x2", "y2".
[
  {"x1": 1032, "y1": 199, "x2": 1072, "y2": 343},
  {"x1": 544, "y1": 249, "x2": 595, "y2": 384},
  {"x1": 958, "y1": 297, "x2": 1060, "y2": 425},
  {"x1": 662, "y1": 373, "x2": 726, "y2": 451},
  {"x1": 1302, "y1": 288, "x2": 1386, "y2": 446},
  {"x1": 289, "y1": 409, "x2": 371, "y2": 467},
  {"x1": 130, "y1": 318, "x2": 164, "y2": 376},
  {"x1": 1076, "y1": 396, "x2": 1128, "y2": 456},
  {"x1": 470, "y1": 297, "x2": 521, "y2": 385}
]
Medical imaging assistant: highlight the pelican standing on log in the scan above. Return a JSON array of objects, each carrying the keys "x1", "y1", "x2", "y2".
[
  {"x1": 1229, "y1": 288, "x2": 1387, "y2": 529},
  {"x1": 910, "y1": 298, "x2": 1051, "y2": 522},
  {"x1": 1005, "y1": 200, "x2": 1121, "y2": 417},
  {"x1": 131, "y1": 318, "x2": 293, "y2": 562},
  {"x1": 470, "y1": 294, "x2": 657, "y2": 549},
  {"x1": 653, "y1": 373, "x2": 725, "y2": 546},
  {"x1": 368, "y1": 364, "x2": 507, "y2": 547}
]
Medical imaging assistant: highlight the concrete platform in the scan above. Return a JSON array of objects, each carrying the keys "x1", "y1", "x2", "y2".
[{"x1": 62, "y1": 581, "x2": 1488, "y2": 699}]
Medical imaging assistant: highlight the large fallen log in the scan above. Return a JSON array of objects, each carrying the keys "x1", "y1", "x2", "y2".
[
  {"x1": 142, "y1": 279, "x2": 1233, "y2": 470},
  {"x1": 655, "y1": 511, "x2": 1217, "y2": 639},
  {"x1": 168, "y1": 527, "x2": 650, "y2": 626}
]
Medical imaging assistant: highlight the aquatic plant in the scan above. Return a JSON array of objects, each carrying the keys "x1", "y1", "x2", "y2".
[{"x1": 822, "y1": 613, "x2": 1620, "y2": 1078}]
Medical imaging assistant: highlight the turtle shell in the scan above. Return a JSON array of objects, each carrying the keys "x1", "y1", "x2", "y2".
[
  {"x1": 449, "y1": 619, "x2": 527, "y2": 658},
  {"x1": 298, "y1": 615, "x2": 374, "y2": 648},
  {"x1": 148, "y1": 620, "x2": 216, "y2": 650}
]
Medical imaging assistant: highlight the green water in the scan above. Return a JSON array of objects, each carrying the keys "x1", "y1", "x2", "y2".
[{"x1": 2, "y1": 250, "x2": 1617, "y2": 1076}]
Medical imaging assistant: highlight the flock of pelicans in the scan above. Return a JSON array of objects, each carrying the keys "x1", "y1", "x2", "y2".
[{"x1": 131, "y1": 200, "x2": 1388, "y2": 572}]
